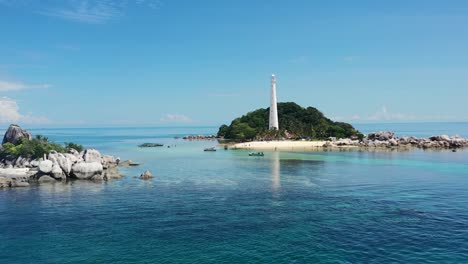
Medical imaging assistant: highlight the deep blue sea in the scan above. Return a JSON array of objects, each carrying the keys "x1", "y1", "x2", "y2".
[{"x1": 1, "y1": 123, "x2": 468, "y2": 263}]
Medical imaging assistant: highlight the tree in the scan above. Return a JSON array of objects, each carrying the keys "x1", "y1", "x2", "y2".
[{"x1": 217, "y1": 102, "x2": 362, "y2": 141}]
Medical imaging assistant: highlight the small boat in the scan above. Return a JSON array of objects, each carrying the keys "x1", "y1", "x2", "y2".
[
  {"x1": 249, "y1": 152, "x2": 264, "y2": 157},
  {"x1": 204, "y1": 147, "x2": 216, "y2": 152}
]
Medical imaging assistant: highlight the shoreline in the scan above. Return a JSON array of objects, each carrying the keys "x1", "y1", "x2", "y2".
[
  {"x1": 228, "y1": 132, "x2": 468, "y2": 151},
  {"x1": 228, "y1": 141, "x2": 467, "y2": 152},
  {"x1": 231, "y1": 140, "x2": 331, "y2": 150}
]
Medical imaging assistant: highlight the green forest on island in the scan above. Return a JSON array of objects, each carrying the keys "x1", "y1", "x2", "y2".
[{"x1": 217, "y1": 102, "x2": 363, "y2": 141}]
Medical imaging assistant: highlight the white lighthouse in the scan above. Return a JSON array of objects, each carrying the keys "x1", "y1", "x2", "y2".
[{"x1": 269, "y1": 74, "x2": 279, "y2": 130}]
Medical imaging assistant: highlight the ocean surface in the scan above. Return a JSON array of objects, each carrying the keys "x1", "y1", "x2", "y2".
[{"x1": 1, "y1": 123, "x2": 468, "y2": 263}]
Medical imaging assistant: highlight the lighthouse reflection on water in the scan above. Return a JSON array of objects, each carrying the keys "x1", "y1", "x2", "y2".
[{"x1": 270, "y1": 151, "x2": 280, "y2": 191}]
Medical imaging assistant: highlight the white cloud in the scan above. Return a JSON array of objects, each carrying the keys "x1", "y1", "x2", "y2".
[
  {"x1": 367, "y1": 105, "x2": 417, "y2": 121},
  {"x1": 0, "y1": 0, "x2": 163, "y2": 24},
  {"x1": 334, "y1": 105, "x2": 459, "y2": 122},
  {"x1": 160, "y1": 114, "x2": 193, "y2": 123},
  {"x1": 37, "y1": 1, "x2": 122, "y2": 24},
  {"x1": 0, "y1": 80, "x2": 51, "y2": 91},
  {"x1": 0, "y1": 97, "x2": 49, "y2": 124},
  {"x1": 57, "y1": 44, "x2": 81, "y2": 52},
  {"x1": 289, "y1": 56, "x2": 308, "y2": 64},
  {"x1": 344, "y1": 56, "x2": 359, "y2": 62}
]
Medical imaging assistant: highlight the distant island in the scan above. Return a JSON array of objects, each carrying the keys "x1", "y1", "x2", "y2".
[
  {"x1": 217, "y1": 102, "x2": 468, "y2": 151},
  {"x1": 217, "y1": 102, "x2": 363, "y2": 141}
]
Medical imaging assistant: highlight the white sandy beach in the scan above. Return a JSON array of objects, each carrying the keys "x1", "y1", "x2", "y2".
[{"x1": 231, "y1": 140, "x2": 329, "y2": 150}]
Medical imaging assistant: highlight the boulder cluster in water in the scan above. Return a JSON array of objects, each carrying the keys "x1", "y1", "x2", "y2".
[
  {"x1": 0, "y1": 149, "x2": 122, "y2": 188},
  {"x1": 325, "y1": 131, "x2": 468, "y2": 149},
  {"x1": 0, "y1": 125, "x2": 122, "y2": 188}
]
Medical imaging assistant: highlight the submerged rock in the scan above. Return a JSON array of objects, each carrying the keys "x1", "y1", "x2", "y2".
[
  {"x1": 38, "y1": 175, "x2": 57, "y2": 183},
  {"x1": 10, "y1": 181, "x2": 30, "y2": 187},
  {"x1": 102, "y1": 167, "x2": 122, "y2": 180}
]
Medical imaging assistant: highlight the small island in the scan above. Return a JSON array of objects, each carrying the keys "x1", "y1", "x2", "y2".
[
  {"x1": 218, "y1": 102, "x2": 468, "y2": 151},
  {"x1": 218, "y1": 102, "x2": 362, "y2": 141}
]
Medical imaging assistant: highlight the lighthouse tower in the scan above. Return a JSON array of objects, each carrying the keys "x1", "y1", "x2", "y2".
[{"x1": 269, "y1": 74, "x2": 279, "y2": 130}]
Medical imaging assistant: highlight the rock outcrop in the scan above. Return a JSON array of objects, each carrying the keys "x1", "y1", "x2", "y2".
[
  {"x1": 323, "y1": 131, "x2": 468, "y2": 150},
  {"x1": 0, "y1": 125, "x2": 125, "y2": 188},
  {"x1": 2, "y1": 124, "x2": 33, "y2": 145},
  {"x1": 139, "y1": 170, "x2": 153, "y2": 180}
]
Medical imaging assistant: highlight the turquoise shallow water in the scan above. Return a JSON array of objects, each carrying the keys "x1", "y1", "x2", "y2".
[{"x1": 1, "y1": 124, "x2": 468, "y2": 263}]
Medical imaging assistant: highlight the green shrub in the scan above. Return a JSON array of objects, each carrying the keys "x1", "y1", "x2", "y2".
[
  {"x1": 64, "y1": 142, "x2": 83, "y2": 152},
  {"x1": 0, "y1": 135, "x2": 83, "y2": 160}
]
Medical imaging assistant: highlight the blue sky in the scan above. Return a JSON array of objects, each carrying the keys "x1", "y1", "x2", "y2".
[{"x1": 1, "y1": 0, "x2": 468, "y2": 127}]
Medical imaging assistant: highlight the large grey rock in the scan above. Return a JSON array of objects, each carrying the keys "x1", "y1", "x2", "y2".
[
  {"x1": 49, "y1": 153, "x2": 72, "y2": 176},
  {"x1": 51, "y1": 163, "x2": 64, "y2": 179},
  {"x1": 71, "y1": 162, "x2": 103, "y2": 180},
  {"x1": 2, "y1": 124, "x2": 33, "y2": 145},
  {"x1": 39, "y1": 160, "x2": 53, "y2": 174},
  {"x1": 83, "y1": 149, "x2": 101, "y2": 163}
]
